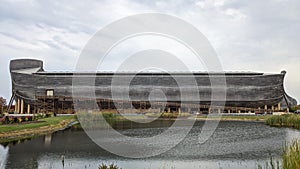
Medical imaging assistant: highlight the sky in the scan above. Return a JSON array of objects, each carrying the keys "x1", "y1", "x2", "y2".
[{"x1": 0, "y1": 0, "x2": 299, "y2": 103}]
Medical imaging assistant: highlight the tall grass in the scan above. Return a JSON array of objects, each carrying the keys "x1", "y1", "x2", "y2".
[
  {"x1": 266, "y1": 114, "x2": 300, "y2": 129},
  {"x1": 258, "y1": 140, "x2": 300, "y2": 169},
  {"x1": 283, "y1": 140, "x2": 300, "y2": 169}
]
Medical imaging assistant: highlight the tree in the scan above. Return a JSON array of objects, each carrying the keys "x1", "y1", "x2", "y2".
[
  {"x1": 292, "y1": 105, "x2": 300, "y2": 112},
  {"x1": 0, "y1": 97, "x2": 7, "y2": 113}
]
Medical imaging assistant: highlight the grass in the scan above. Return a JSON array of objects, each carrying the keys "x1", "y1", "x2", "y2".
[
  {"x1": 258, "y1": 140, "x2": 300, "y2": 169},
  {"x1": 0, "y1": 116, "x2": 75, "y2": 133},
  {"x1": 283, "y1": 140, "x2": 300, "y2": 169},
  {"x1": 266, "y1": 114, "x2": 300, "y2": 129},
  {"x1": 259, "y1": 114, "x2": 300, "y2": 169},
  {"x1": 196, "y1": 115, "x2": 268, "y2": 121},
  {"x1": 257, "y1": 156, "x2": 280, "y2": 169},
  {"x1": 146, "y1": 112, "x2": 191, "y2": 119}
]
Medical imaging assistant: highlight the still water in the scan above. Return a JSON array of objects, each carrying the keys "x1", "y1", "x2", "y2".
[{"x1": 1, "y1": 121, "x2": 300, "y2": 169}]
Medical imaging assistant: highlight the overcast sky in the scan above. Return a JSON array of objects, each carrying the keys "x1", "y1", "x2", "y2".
[{"x1": 0, "y1": 0, "x2": 299, "y2": 103}]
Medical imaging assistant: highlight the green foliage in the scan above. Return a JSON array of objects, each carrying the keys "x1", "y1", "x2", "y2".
[
  {"x1": 98, "y1": 163, "x2": 121, "y2": 169},
  {"x1": 258, "y1": 140, "x2": 300, "y2": 169},
  {"x1": 77, "y1": 112, "x2": 119, "y2": 129},
  {"x1": 266, "y1": 114, "x2": 300, "y2": 129},
  {"x1": 0, "y1": 116, "x2": 75, "y2": 133},
  {"x1": 34, "y1": 113, "x2": 46, "y2": 120},
  {"x1": 283, "y1": 140, "x2": 300, "y2": 169},
  {"x1": 292, "y1": 105, "x2": 300, "y2": 112},
  {"x1": 17, "y1": 117, "x2": 22, "y2": 123},
  {"x1": 146, "y1": 112, "x2": 191, "y2": 119},
  {"x1": 102, "y1": 112, "x2": 117, "y2": 119}
]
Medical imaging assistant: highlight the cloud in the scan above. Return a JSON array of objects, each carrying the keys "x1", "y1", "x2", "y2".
[{"x1": 0, "y1": 0, "x2": 299, "y2": 103}]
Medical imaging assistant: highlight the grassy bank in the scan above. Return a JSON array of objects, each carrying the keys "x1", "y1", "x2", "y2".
[
  {"x1": 146, "y1": 112, "x2": 191, "y2": 118},
  {"x1": 266, "y1": 114, "x2": 300, "y2": 129},
  {"x1": 0, "y1": 116, "x2": 76, "y2": 143},
  {"x1": 196, "y1": 115, "x2": 268, "y2": 121}
]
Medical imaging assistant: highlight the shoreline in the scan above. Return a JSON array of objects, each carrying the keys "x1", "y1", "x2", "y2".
[
  {"x1": 0, "y1": 116, "x2": 76, "y2": 144},
  {"x1": 0, "y1": 114, "x2": 290, "y2": 144},
  {"x1": 194, "y1": 116, "x2": 267, "y2": 122}
]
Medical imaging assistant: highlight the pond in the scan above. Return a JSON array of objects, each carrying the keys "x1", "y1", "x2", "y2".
[{"x1": 0, "y1": 121, "x2": 300, "y2": 169}]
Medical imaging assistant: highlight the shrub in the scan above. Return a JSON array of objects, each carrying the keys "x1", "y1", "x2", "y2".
[
  {"x1": 17, "y1": 117, "x2": 22, "y2": 123},
  {"x1": 7, "y1": 116, "x2": 14, "y2": 124},
  {"x1": 266, "y1": 114, "x2": 300, "y2": 129},
  {"x1": 98, "y1": 163, "x2": 121, "y2": 169}
]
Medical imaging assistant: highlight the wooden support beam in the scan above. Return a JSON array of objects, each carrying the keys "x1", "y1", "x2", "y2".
[
  {"x1": 27, "y1": 104, "x2": 30, "y2": 114},
  {"x1": 14, "y1": 100, "x2": 18, "y2": 113},
  {"x1": 17, "y1": 99, "x2": 20, "y2": 113},
  {"x1": 20, "y1": 99, "x2": 24, "y2": 114}
]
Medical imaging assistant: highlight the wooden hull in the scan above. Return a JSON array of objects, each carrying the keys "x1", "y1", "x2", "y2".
[{"x1": 10, "y1": 59, "x2": 297, "y2": 110}]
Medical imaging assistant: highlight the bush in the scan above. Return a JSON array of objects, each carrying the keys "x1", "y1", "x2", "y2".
[
  {"x1": 266, "y1": 114, "x2": 300, "y2": 129},
  {"x1": 17, "y1": 117, "x2": 22, "y2": 123},
  {"x1": 7, "y1": 116, "x2": 15, "y2": 124},
  {"x1": 98, "y1": 163, "x2": 121, "y2": 169}
]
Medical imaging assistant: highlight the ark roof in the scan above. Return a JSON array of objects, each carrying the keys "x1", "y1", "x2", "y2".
[{"x1": 35, "y1": 71, "x2": 264, "y2": 76}]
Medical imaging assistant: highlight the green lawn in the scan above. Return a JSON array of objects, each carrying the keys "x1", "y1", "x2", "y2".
[{"x1": 0, "y1": 116, "x2": 75, "y2": 133}]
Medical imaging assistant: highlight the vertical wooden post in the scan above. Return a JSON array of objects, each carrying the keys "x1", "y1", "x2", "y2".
[
  {"x1": 271, "y1": 105, "x2": 274, "y2": 112},
  {"x1": 264, "y1": 105, "x2": 267, "y2": 110},
  {"x1": 61, "y1": 99, "x2": 65, "y2": 114},
  {"x1": 14, "y1": 100, "x2": 18, "y2": 113},
  {"x1": 167, "y1": 107, "x2": 171, "y2": 113},
  {"x1": 27, "y1": 104, "x2": 30, "y2": 114},
  {"x1": 20, "y1": 99, "x2": 24, "y2": 114},
  {"x1": 178, "y1": 107, "x2": 181, "y2": 113},
  {"x1": 277, "y1": 103, "x2": 281, "y2": 111},
  {"x1": 17, "y1": 99, "x2": 20, "y2": 113}
]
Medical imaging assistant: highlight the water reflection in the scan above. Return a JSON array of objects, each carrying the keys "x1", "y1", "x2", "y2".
[
  {"x1": 0, "y1": 145, "x2": 8, "y2": 169},
  {"x1": 1, "y1": 121, "x2": 299, "y2": 169}
]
